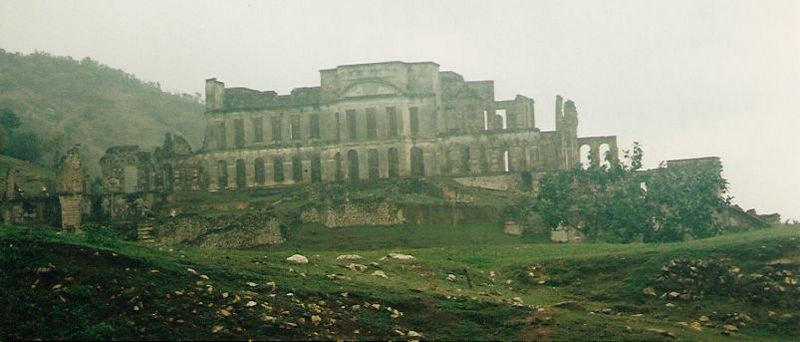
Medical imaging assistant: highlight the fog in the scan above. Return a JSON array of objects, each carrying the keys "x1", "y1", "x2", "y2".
[{"x1": 1, "y1": 0, "x2": 798, "y2": 219}]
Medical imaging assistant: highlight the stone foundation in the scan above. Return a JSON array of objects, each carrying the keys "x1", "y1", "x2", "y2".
[{"x1": 153, "y1": 213, "x2": 284, "y2": 249}]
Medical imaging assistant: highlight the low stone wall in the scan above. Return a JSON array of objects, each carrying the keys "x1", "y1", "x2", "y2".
[
  {"x1": 300, "y1": 201, "x2": 405, "y2": 228},
  {"x1": 1, "y1": 197, "x2": 62, "y2": 227},
  {"x1": 153, "y1": 212, "x2": 284, "y2": 249},
  {"x1": 453, "y1": 174, "x2": 521, "y2": 191},
  {"x1": 401, "y1": 202, "x2": 502, "y2": 225},
  {"x1": 300, "y1": 199, "x2": 503, "y2": 228}
]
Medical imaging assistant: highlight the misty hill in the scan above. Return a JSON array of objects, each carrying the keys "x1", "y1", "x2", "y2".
[{"x1": 0, "y1": 50, "x2": 204, "y2": 173}]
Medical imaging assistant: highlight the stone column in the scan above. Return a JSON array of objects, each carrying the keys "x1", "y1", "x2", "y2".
[{"x1": 56, "y1": 145, "x2": 87, "y2": 233}]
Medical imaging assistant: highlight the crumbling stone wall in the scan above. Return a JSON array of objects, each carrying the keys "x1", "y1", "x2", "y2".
[
  {"x1": 453, "y1": 174, "x2": 523, "y2": 192},
  {"x1": 300, "y1": 201, "x2": 405, "y2": 228},
  {"x1": 300, "y1": 199, "x2": 502, "y2": 228},
  {"x1": 56, "y1": 146, "x2": 89, "y2": 232},
  {"x1": 153, "y1": 212, "x2": 284, "y2": 249}
]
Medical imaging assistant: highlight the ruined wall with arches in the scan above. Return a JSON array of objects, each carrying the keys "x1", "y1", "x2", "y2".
[
  {"x1": 577, "y1": 136, "x2": 619, "y2": 168},
  {"x1": 101, "y1": 61, "x2": 618, "y2": 196}
]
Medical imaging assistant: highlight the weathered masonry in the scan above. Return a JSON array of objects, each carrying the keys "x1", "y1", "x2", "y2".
[{"x1": 101, "y1": 61, "x2": 618, "y2": 194}]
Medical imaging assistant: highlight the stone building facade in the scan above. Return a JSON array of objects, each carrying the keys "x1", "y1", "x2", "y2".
[{"x1": 100, "y1": 61, "x2": 618, "y2": 195}]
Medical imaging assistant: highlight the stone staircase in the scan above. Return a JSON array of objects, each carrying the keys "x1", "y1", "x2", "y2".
[{"x1": 137, "y1": 222, "x2": 155, "y2": 243}]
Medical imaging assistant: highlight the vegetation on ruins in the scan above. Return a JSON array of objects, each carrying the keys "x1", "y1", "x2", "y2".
[
  {"x1": 536, "y1": 143, "x2": 730, "y2": 243},
  {"x1": 0, "y1": 50, "x2": 204, "y2": 172}
]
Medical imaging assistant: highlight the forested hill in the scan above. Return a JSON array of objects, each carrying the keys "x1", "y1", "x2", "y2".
[{"x1": 0, "y1": 50, "x2": 204, "y2": 173}]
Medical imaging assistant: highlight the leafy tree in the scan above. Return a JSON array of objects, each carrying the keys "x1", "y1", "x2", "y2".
[
  {"x1": 0, "y1": 108, "x2": 21, "y2": 133},
  {"x1": 536, "y1": 142, "x2": 729, "y2": 243},
  {"x1": 4, "y1": 131, "x2": 43, "y2": 162}
]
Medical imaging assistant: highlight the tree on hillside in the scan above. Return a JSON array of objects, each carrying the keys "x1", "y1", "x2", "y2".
[
  {"x1": 4, "y1": 131, "x2": 43, "y2": 163},
  {"x1": 0, "y1": 107, "x2": 45, "y2": 163},
  {"x1": 536, "y1": 142, "x2": 730, "y2": 243},
  {"x1": 0, "y1": 108, "x2": 21, "y2": 133}
]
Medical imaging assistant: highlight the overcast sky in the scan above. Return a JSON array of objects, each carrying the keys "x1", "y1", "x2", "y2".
[{"x1": 1, "y1": 0, "x2": 798, "y2": 220}]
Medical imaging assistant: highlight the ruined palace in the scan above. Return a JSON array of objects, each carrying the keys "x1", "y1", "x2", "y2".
[
  {"x1": 0, "y1": 61, "x2": 774, "y2": 243},
  {"x1": 100, "y1": 61, "x2": 618, "y2": 196}
]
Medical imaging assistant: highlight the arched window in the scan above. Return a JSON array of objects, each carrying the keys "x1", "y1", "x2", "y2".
[
  {"x1": 235, "y1": 159, "x2": 246, "y2": 188},
  {"x1": 387, "y1": 147, "x2": 399, "y2": 178},
  {"x1": 124, "y1": 166, "x2": 138, "y2": 193},
  {"x1": 460, "y1": 146, "x2": 470, "y2": 174},
  {"x1": 292, "y1": 155, "x2": 303, "y2": 182},
  {"x1": 254, "y1": 158, "x2": 265, "y2": 184},
  {"x1": 579, "y1": 145, "x2": 592, "y2": 169},
  {"x1": 334, "y1": 152, "x2": 343, "y2": 181},
  {"x1": 217, "y1": 160, "x2": 228, "y2": 189},
  {"x1": 368, "y1": 149, "x2": 380, "y2": 180},
  {"x1": 598, "y1": 143, "x2": 611, "y2": 169},
  {"x1": 311, "y1": 154, "x2": 322, "y2": 183},
  {"x1": 273, "y1": 157, "x2": 284, "y2": 182},
  {"x1": 347, "y1": 150, "x2": 360, "y2": 181},
  {"x1": 411, "y1": 147, "x2": 424, "y2": 177}
]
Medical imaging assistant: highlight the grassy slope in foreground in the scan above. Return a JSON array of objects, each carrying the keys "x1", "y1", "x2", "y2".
[{"x1": 0, "y1": 225, "x2": 798, "y2": 340}]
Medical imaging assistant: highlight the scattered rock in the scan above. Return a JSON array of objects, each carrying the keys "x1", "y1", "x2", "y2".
[
  {"x1": 387, "y1": 253, "x2": 415, "y2": 261},
  {"x1": 643, "y1": 287, "x2": 657, "y2": 297},
  {"x1": 34, "y1": 267, "x2": 53, "y2": 274},
  {"x1": 407, "y1": 330, "x2": 422, "y2": 338},
  {"x1": 372, "y1": 270, "x2": 388, "y2": 279},
  {"x1": 447, "y1": 274, "x2": 457, "y2": 282},
  {"x1": 553, "y1": 301, "x2": 584, "y2": 311},
  {"x1": 211, "y1": 325, "x2": 224, "y2": 333},
  {"x1": 512, "y1": 297, "x2": 524, "y2": 307},
  {"x1": 200, "y1": 274, "x2": 210, "y2": 280},
  {"x1": 336, "y1": 254, "x2": 363, "y2": 261},
  {"x1": 689, "y1": 322, "x2": 702, "y2": 332},
  {"x1": 311, "y1": 315, "x2": 321, "y2": 325},
  {"x1": 187, "y1": 268, "x2": 198, "y2": 275},
  {"x1": 245, "y1": 301, "x2": 257, "y2": 307},
  {"x1": 653, "y1": 258, "x2": 800, "y2": 307},
  {"x1": 722, "y1": 324, "x2": 738, "y2": 332},
  {"x1": 246, "y1": 282, "x2": 257, "y2": 287},
  {"x1": 286, "y1": 254, "x2": 309, "y2": 264},
  {"x1": 646, "y1": 328, "x2": 676, "y2": 339},
  {"x1": 346, "y1": 263, "x2": 368, "y2": 272}
]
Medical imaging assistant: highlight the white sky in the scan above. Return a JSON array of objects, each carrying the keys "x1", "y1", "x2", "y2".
[{"x1": 1, "y1": 0, "x2": 798, "y2": 220}]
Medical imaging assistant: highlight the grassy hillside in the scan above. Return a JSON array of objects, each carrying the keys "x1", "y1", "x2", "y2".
[
  {"x1": 1, "y1": 224, "x2": 798, "y2": 340},
  {"x1": 0, "y1": 50, "x2": 204, "y2": 173}
]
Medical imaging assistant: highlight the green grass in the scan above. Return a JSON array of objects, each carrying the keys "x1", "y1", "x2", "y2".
[
  {"x1": 277, "y1": 223, "x2": 535, "y2": 251},
  {"x1": 1, "y1": 224, "x2": 798, "y2": 340}
]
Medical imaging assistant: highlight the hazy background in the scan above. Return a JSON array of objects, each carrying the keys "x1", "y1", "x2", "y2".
[{"x1": 1, "y1": 0, "x2": 797, "y2": 220}]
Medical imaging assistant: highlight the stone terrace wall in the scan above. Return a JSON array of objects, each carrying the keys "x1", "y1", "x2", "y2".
[{"x1": 154, "y1": 212, "x2": 284, "y2": 249}]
